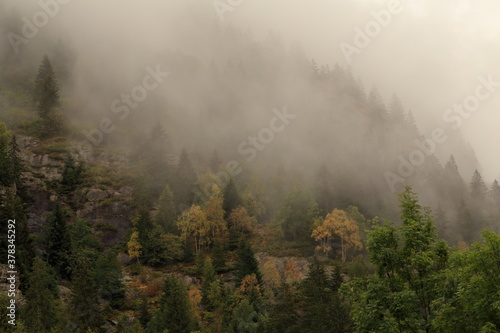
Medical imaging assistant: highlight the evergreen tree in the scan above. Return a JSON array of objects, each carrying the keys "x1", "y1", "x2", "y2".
[
  {"x1": 94, "y1": 249, "x2": 125, "y2": 309},
  {"x1": 223, "y1": 177, "x2": 242, "y2": 219},
  {"x1": 139, "y1": 297, "x2": 151, "y2": 328},
  {"x1": 60, "y1": 154, "x2": 84, "y2": 194},
  {"x1": 146, "y1": 275, "x2": 198, "y2": 333},
  {"x1": 234, "y1": 241, "x2": 262, "y2": 286},
  {"x1": 314, "y1": 164, "x2": 334, "y2": 215},
  {"x1": 134, "y1": 209, "x2": 167, "y2": 266},
  {"x1": 300, "y1": 259, "x2": 352, "y2": 332},
  {"x1": 209, "y1": 149, "x2": 222, "y2": 172},
  {"x1": 470, "y1": 169, "x2": 488, "y2": 200},
  {"x1": 69, "y1": 257, "x2": 105, "y2": 332},
  {"x1": 0, "y1": 122, "x2": 13, "y2": 186},
  {"x1": 280, "y1": 188, "x2": 320, "y2": 242},
  {"x1": 155, "y1": 185, "x2": 178, "y2": 234},
  {"x1": 45, "y1": 203, "x2": 72, "y2": 279},
  {"x1": 23, "y1": 257, "x2": 61, "y2": 333},
  {"x1": 201, "y1": 256, "x2": 216, "y2": 307},
  {"x1": 172, "y1": 149, "x2": 197, "y2": 211},
  {"x1": 34, "y1": 55, "x2": 62, "y2": 136},
  {"x1": 0, "y1": 191, "x2": 35, "y2": 292}
]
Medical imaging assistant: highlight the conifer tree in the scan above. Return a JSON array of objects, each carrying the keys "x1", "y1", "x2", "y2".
[
  {"x1": 146, "y1": 275, "x2": 198, "y2": 333},
  {"x1": 94, "y1": 249, "x2": 125, "y2": 309},
  {"x1": 45, "y1": 203, "x2": 72, "y2": 279},
  {"x1": 60, "y1": 154, "x2": 84, "y2": 194},
  {"x1": 23, "y1": 257, "x2": 61, "y2": 332},
  {"x1": 201, "y1": 256, "x2": 216, "y2": 307},
  {"x1": 70, "y1": 257, "x2": 105, "y2": 332},
  {"x1": 301, "y1": 259, "x2": 352, "y2": 332},
  {"x1": 234, "y1": 241, "x2": 262, "y2": 286},
  {"x1": 173, "y1": 149, "x2": 197, "y2": 210},
  {"x1": 223, "y1": 177, "x2": 242, "y2": 219},
  {"x1": 155, "y1": 184, "x2": 178, "y2": 234},
  {"x1": 34, "y1": 55, "x2": 62, "y2": 136}
]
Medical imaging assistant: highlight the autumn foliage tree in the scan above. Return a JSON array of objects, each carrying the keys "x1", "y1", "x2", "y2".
[
  {"x1": 178, "y1": 204, "x2": 210, "y2": 255},
  {"x1": 312, "y1": 208, "x2": 363, "y2": 262}
]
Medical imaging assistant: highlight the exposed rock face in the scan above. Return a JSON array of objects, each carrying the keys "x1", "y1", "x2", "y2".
[{"x1": 14, "y1": 134, "x2": 135, "y2": 248}]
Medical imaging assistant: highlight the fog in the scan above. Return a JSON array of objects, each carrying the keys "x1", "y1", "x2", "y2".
[{"x1": 1, "y1": 0, "x2": 499, "y2": 234}]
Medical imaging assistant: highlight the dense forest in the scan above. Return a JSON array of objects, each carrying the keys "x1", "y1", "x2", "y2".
[{"x1": 1, "y1": 1, "x2": 500, "y2": 332}]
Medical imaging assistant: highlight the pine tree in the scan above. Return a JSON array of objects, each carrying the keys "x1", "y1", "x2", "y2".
[
  {"x1": 23, "y1": 257, "x2": 61, "y2": 332},
  {"x1": 314, "y1": 164, "x2": 334, "y2": 215},
  {"x1": 45, "y1": 203, "x2": 72, "y2": 279},
  {"x1": 201, "y1": 256, "x2": 216, "y2": 307},
  {"x1": 0, "y1": 191, "x2": 35, "y2": 293},
  {"x1": 234, "y1": 241, "x2": 262, "y2": 286},
  {"x1": 301, "y1": 259, "x2": 352, "y2": 332},
  {"x1": 94, "y1": 249, "x2": 125, "y2": 309},
  {"x1": 60, "y1": 154, "x2": 84, "y2": 194},
  {"x1": 223, "y1": 177, "x2": 242, "y2": 220},
  {"x1": 155, "y1": 185, "x2": 177, "y2": 234},
  {"x1": 0, "y1": 122, "x2": 13, "y2": 186},
  {"x1": 209, "y1": 149, "x2": 222, "y2": 172},
  {"x1": 70, "y1": 257, "x2": 105, "y2": 332},
  {"x1": 34, "y1": 55, "x2": 62, "y2": 136},
  {"x1": 134, "y1": 209, "x2": 166, "y2": 266},
  {"x1": 146, "y1": 275, "x2": 198, "y2": 333},
  {"x1": 173, "y1": 149, "x2": 197, "y2": 210},
  {"x1": 470, "y1": 169, "x2": 488, "y2": 200}
]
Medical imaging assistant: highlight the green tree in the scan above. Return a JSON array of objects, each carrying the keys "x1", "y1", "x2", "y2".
[
  {"x1": 201, "y1": 256, "x2": 216, "y2": 307},
  {"x1": 23, "y1": 257, "x2": 61, "y2": 332},
  {"x1": 234, "y1": 241, "x2": 262, "y2": 286},
  {"x1": 94, "y1": 249, "x2": 125, "y2": 309},
  {"x1": 300, "y1": 259, "x2": 352, "y2": 333},
  {"x1": 173, "y1": 149, "x2": 197, "y2": 211},
  {"x1": 0, "y1": 122, "x2": 13, "y2": 186},
  {"x1": 223, "y1": 178, "x2": 242, "y2": 220},
  {"x1": 60, "y1": 154, "x2": 84, "y2": 194},
  {"x1": 34, "y1": 55, "x2": 62, "y2": 136},
  {"x1": 69, "y1": 257, "x2": 105, "y2": 332},
  {"x1": 343, "y1": 186, "x2": 449, "y2": 332},
  {"x1": 432, "y1": 231, "x2": 500, "y2": 332},
  {"x1": 280, "y1": 188, "x2": 320, "y2": 242},
  {"x1": 45, "y1": 203, "x2": 72, "y2": 279},
  {"x1": 146, "y1": 275, "x2": 198, "y2": 333},
  {"x1": 155, "y1": 185, "x2": 178, "y2": 234}
]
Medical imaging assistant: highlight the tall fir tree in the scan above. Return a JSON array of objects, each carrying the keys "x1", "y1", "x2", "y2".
[
  {"x1": 23, "y1": 257, "x2": 61, "y2": 332},
  {"x1": 173, "y1": 149, "x2": 197, "y2": 211},
  {"x1": 146, "y1": 275, "x2": 198, "y2": 333},
  {"x1": 300, "y1": 260, "x2": 352, "y2": 332},
  {"x1": 44, "y1": 203, "x2": 72, "y2": 279},
  {"x1": 223, "y1": 177, "x2": 242, "y2": 220},
  {"x1": 34, "y1": 55, "x2": 62, "y2": 136},
  {"x1": 154, "y1": 184, "x2": 178, "y2": 234},
  {"x1": 234, "y1": 240, "x2": 262, "y2": 286}
]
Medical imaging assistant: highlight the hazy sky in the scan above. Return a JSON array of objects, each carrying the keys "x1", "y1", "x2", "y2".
[
  {"x1": 231, "y1": 0, "x2": 500, "y2": 179},
  {"x1": 3, "y1": 0, "x2": 499, "y2": 179}
]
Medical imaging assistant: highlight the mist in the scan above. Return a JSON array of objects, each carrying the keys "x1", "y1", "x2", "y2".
[{"x1": 1, "y1": 0, "x2": 499, "y2": 236}]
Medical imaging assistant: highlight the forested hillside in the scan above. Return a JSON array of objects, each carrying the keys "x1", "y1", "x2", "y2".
[{"x1": 0, "y1": 1, "x2": 499, "y2": 332}]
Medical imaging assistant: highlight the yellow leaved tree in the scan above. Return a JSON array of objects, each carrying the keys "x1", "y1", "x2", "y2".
[
  {"x1": 177, "y1": 205, "x2": 210, "y2": 255},
  {"x1": 312, "y1": 208, "x2": 363, "y2": 262}
]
